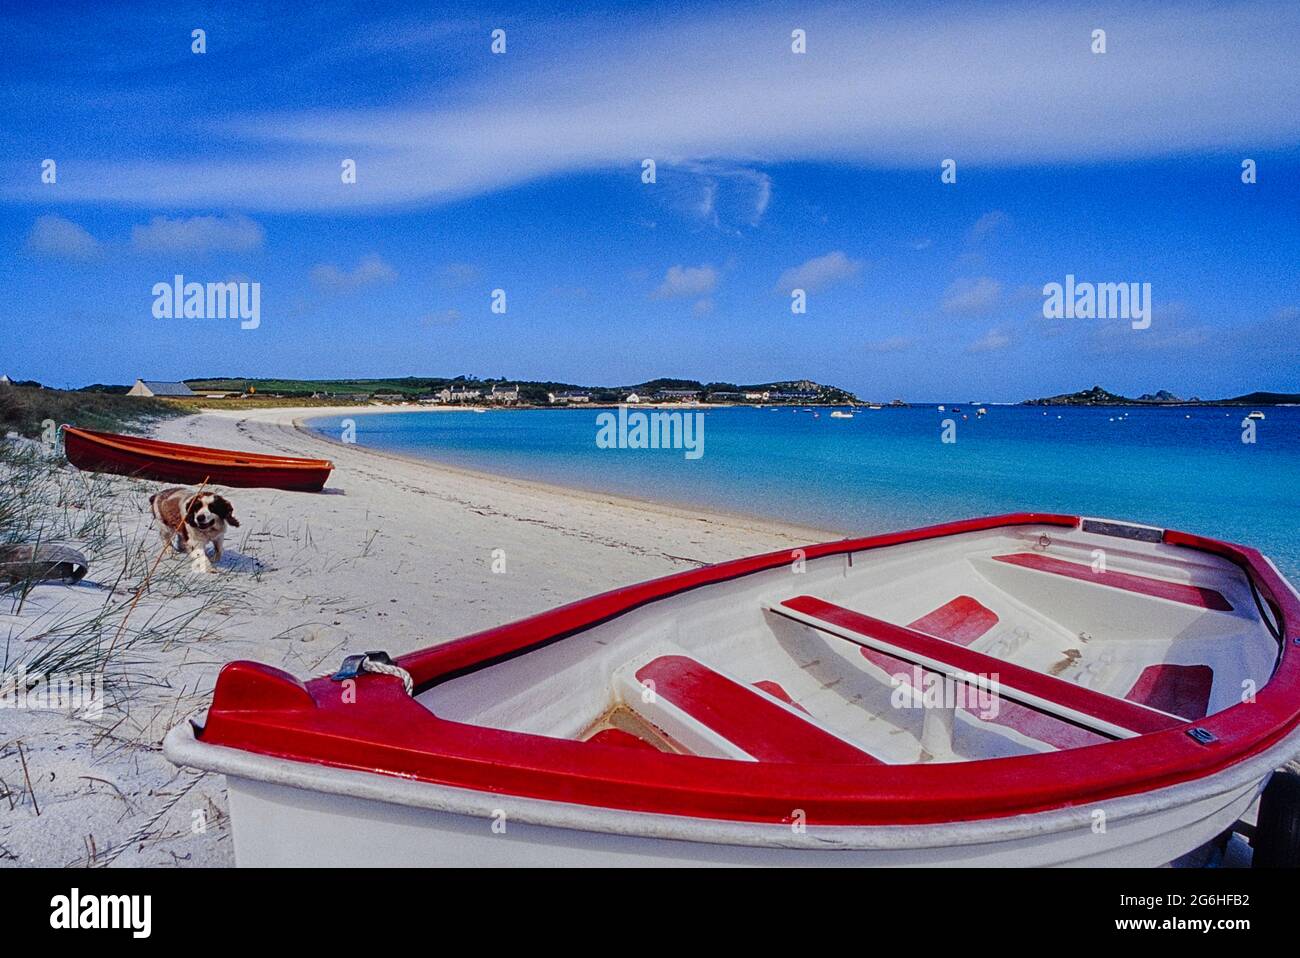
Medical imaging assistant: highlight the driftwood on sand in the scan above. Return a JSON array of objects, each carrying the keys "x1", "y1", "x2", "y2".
[{"x1": 0, "y1": 543, "x2": 89, "y2": 587}]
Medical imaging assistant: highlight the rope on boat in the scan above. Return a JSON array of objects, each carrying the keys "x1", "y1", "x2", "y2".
[
  {"x1": 330, "y1": 651, "x2": 414, "y2": 696},
  {"x1": 357, "y1": 655, "x2": 414, "y2": 696}
]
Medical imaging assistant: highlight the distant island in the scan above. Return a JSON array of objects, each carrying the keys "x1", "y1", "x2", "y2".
[
  {"x1": 65, "y1": 376, "x2": 870, "y2": 407},
  {"x1": 1023, "y1": 385, "x2": 1300, "y2": 407}
]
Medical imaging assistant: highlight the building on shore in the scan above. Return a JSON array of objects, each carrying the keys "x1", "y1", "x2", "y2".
[
  {"x1": 769, "y1": 390, "x2": 820, "y2": 402},
  {"x1": 547, "y1": 391, "x2": 591, "y2": 404},
  {"x1": 436, "y1": 387, "x2": 483, "y2": 403},
  {"x1": 655, "y1": 389, "x2": 701, "y2": 402},
  {"x1": 127, "y1": 379, "x2": 196, "y2": 398},
  {"x1": 488, "y1": 384, "x2": 520, "y2": 404}
]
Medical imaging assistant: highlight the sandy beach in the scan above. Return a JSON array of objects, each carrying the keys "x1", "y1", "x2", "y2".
[{"x1": 1, "y1": 406, "x2": 832, "y2": 867}]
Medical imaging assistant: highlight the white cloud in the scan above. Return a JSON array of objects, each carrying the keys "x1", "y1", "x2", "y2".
[
  {"x1": 775, "y1": 251, "x2": 864, "y2": 293},
  {"x1": 651, "y1": 264, "x2": 718, "y2": 300},
  {"x1": 943, "y1": 277, "x2": 1002, "y2": 313},
  {"x1": 130, "y1": 214, "x2": 264, "y2": 253},
  {"x1": 311, "y1": 253, "x2": 397, "y2": 291},
  {"x1": 968, "y1": 211, "x2": 1008, "y2": 242},
  {"x1": 26, "y1": 215, "x2": 99, "y2": 259},
  {"x1": 968, "y1": 327, "x2": 1013, "y2": 353},
  {"x1": 17, "y1": 5, "x2": 1300, "y2": 211}
]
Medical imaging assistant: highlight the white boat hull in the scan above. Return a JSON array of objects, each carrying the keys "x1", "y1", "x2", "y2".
[{"x1": 166, "y1": 721, "x2": 1297, "y2": 867}]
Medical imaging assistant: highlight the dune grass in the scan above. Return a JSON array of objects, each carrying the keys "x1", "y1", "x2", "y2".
[
  {"x1": 0, "y1": 383, "x2": 184, "y2": 440},
  {"x1": 0, "y1": 438, "x2": 247, "y2": 701}
]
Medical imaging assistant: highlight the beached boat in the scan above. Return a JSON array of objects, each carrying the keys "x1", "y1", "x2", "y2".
[
  {"x1": 166, "y1": 514, "x2": 1300, "y2": 866},
  {"x1": 63, "y1": 426, "x2": 333, "y2": 492}
]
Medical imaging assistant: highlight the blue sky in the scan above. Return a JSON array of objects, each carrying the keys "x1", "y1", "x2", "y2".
[{"x1": 3, "y1": 0, "x2": 1298, "y2": 401}]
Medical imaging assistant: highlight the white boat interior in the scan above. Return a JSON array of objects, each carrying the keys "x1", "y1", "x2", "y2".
[{"x1": 418, "y1": 522, "x2": 1279, "y2": 766}]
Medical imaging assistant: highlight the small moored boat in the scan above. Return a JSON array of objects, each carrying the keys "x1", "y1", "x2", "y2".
[
  {"x1": 63, "y1": 426, "x2": 333, "y2": 492},
  {"x1": 830, "y1": 410, "x2": 854, "y2": 419},
  {"x1": 1248, "y1": 411, "x2": 1266, "y2": 420},
  {"x1": 166, "y1": 514, "x2": 1300, "y2": 866}
]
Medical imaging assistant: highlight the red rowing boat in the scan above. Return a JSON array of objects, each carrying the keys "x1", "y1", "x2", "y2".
[
  {"x1": 62, "y1": 425, "x2": 333, "y2": 492},
  {"x1": 166, "y1": 514, "x2": 1300, "y2": 866}
]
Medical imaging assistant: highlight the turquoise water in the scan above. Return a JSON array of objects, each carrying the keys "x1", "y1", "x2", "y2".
[{"x1": 308, "y1": 406, "x2": 1300, "y2": 579}]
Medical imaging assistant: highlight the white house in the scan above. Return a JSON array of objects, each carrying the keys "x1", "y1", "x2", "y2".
[
  {"x1": 436, "y1": 387, "x2": 482, "y2": 403},
  {"x1": 548, "y1": 391, "x2": 591, "y2": 404},
  {"x1": 127, "y1": 379, "x2": 196, "y2": 398},
  {"x1": 489, "y1": 384, "x2": 520, "y2": 404},
  {"x1": 624, "y1": 393, "x2": 642, "y2": 404}
]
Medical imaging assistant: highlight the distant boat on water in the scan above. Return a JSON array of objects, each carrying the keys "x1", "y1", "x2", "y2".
[
  {"x1": 1248, "y1": 411, "x2": 1266, "y2": 420},
  {"x1": 830, "y1": 410, "x2": 854, "y2": 419}
]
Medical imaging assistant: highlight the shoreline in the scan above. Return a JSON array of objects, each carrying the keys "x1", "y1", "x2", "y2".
[
  {"x1": 3, "y1": 404, "x2": 834, "y2": 868},
  {"x1": 289, "y1": 406, "x2": 843, "y2": 543}
]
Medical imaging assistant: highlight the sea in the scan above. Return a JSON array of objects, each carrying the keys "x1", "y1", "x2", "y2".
[{"x1": 308, "y1": 404, "x2": 1300, "y2": 579}]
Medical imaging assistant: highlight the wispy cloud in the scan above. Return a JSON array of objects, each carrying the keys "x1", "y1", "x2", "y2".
[
  {"x1": 12, "y1": 4, "x2": 1299, "y2": 212},
  {"x1": 130, "y1": 214, "x2": 264, "y2": 254},
  {"x1": 651, "y1": 264, "x2": 718, "y2": 300},
  {"x1": 968, "y1": 211, "x2": 1008, "y2": 242},
  {"x1": 942, "y1": 277, "x2": 1002, "y2": 313},
  {"x1": 967, "y1": 327, "x2": 1014, "y2": 353},
  {"x1": 26, "y1": 215, "x2": 100, "y2": 260},
  {"x1": 775, "y1": 251, "x2": 864, "y2": 293},
  {"x1": 311, "y1": 253, "x2": 397, "y2": 291}
]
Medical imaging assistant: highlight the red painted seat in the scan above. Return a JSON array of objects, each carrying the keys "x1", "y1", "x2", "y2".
[
  {"x1": 856, "y1": 597, "x2": 1215, "y2": 749},
  {"x1": 752, "y1": 679, "x2": 809, "y2": 713},
  {"x1": 775, "y1": 596, "x2": 1187, "y2": 739},
  {"x1": 1126, "y1": 664, "x2": 1214, "y2": 720},
  {"x1": 992, "y1": 552, "x2": 1232, "y2": 611},
  {"x1": 634, "y1": 655, "x2": 882, "y2": 764}
]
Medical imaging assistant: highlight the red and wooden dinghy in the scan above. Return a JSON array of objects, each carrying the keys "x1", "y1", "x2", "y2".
[
  {"x1": 166, "y1": 514, "x2": 1300, "y2": 866},
  {"x1": 62, "y1": 425, "x2": 333, "y2": 492}
]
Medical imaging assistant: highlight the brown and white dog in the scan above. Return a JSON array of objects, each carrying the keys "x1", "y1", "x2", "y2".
[{"x1": 149, "y1": 487, "x2": 240, "y2": 572}]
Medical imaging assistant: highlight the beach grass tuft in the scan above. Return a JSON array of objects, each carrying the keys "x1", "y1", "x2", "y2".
[
  {"x1": 1, "y1": 436, "x2": 248, "y2": 701},
  {"x1": 0, "y1": 382, "x2": 184, "y2": 440}
]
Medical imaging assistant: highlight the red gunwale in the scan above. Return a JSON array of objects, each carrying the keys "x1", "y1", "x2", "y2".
[
  {"x1": 62, "y1": 425, "x2": 334, "y2": 492},
  {"x1": 198, "y1": 513, "x2": 1300, "y2": 827}
]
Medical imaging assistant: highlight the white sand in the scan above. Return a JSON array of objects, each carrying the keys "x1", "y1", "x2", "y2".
[{"x1": 2, "y1": 406, "x2": 831, "y2": 867}]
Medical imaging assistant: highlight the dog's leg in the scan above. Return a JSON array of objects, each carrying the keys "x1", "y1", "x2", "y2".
[
  {"x1": 189, "y1": 544, "x2": 215, "y2": 574},
  {"x1": 211, "y1": 539, "x2": 223, "y2": 564}
]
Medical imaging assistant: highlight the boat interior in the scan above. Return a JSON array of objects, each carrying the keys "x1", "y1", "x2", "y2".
[{"x1": 418, "y1": 522, "x2": 1282, "y2": 765}]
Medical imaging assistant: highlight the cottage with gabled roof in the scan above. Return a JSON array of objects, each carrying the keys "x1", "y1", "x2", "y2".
[{"x1": 127, "y1": 379, "x2": 197, "y2": 398}]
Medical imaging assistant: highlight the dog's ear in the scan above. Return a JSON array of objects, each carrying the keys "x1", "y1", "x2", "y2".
[{"x1": 211, "y1": 495, "x2": 240, "y2": 526}]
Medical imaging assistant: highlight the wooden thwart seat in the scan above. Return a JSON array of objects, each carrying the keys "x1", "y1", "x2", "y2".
[
  {"x1": 628, "y1": 655, "x2": 883, "y2": 764},
  {"x1": 771, "y1": 596, "x2": 1188, "y2": 740}
]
